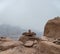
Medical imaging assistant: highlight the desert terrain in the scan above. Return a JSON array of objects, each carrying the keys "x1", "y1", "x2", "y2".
[{"x1": 0, "y1": 17, "x2": 60, "y2": 54}]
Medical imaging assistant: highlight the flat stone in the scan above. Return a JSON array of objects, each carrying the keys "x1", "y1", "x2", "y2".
[{"x1": 24, "y1": 41, "x2": 34, "y2": 47}]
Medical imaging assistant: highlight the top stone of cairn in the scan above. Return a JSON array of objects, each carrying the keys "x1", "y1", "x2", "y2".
[{"x1": 22, "y1": 29, "x2": 36, "y2": 36}]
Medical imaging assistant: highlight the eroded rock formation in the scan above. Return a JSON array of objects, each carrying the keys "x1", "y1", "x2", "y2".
[
  {"x1": 0, "y1": 37, "x2": 23, "y2": 51},
  {"x1": 0, "y1": 17, "x2": 60, "y2": 54},
  {"x1": 44, "y1": 17, "x2": 60, "y2": 39},
  {"x1": 0, "y1": 36, "x2": 60, "y2": 54}
]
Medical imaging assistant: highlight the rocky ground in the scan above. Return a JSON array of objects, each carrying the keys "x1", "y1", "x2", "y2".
[
  {"x1": 0, "y1": 36, "x2": 60, "y2": 54},
  {"x1": 0, "y1": 17, "x2": 60, "y2": 54}
]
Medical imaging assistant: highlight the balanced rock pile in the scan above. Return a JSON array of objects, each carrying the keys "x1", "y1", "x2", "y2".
[
  {"x1": 19, "y1": 30, "x2": 39, "y2": 47},
  {"x1": 0, "y1": 30, "x2": 40, "y2": 54}
]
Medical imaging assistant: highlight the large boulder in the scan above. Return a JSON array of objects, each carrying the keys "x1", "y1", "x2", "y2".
[
  {"x1": 0, "y1": 46, "x2": 37, "y2": 54},
  {"x1": 44, "y1": 17, "x2": 60, "y2": 39},
  {"x1": 39, "y1": 41, "x2": 60, "y2": 54},
  {"x1": 0, "y1": 39, "x2": 23, "y2": 51}
]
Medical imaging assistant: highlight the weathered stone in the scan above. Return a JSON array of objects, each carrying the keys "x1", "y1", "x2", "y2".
[
  {"x1": 19, "y1": 30, "x2": 37, "y2": 43},
  {"x1": 22, "y1": 30, "x2": 36, "y2": 36},
  {"x1": 0, "y1": 40, "x2": 22, "y2": 51},
  {"x1": 53, "y1": 39, "x2": 60, "y2": 45},
  {"x1": 44, "y1": 17, "x2": 60, "y2": 39},
  {"x1": 24, "y1": 41, "x2": 34, "y2": 47},
  {"x1": 33, "y1": 40, "x2": 38, "y2": 44},
  {"x1": 40, "y1": 36, "x2": 48, "y2": 41},
  {"x1": 0, "y1": 36, "x2": 60, "y2": 54}
]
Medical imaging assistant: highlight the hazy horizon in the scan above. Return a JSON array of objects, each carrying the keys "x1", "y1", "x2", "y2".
[{"x1": 0, "y1": 0, "x2": 60, "y2": 32}]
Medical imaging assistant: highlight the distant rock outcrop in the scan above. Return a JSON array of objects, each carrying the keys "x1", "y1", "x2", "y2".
[{"x1": 44, "y1": 17, "x2": 60, "y2": 39}]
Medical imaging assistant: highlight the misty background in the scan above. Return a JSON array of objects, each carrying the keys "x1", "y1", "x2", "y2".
[{"x1": 0, "y1": 0, "x2": 60, "y2": 39}]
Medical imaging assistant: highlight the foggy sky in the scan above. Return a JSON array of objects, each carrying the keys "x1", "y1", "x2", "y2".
[{"x1": 0, "y1": 0, "x2": 60, "y2": 32}]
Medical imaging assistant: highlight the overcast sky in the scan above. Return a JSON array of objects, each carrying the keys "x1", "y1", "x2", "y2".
[{"x1": 0, "y1": 0, "x2": 60, "y2": 32}]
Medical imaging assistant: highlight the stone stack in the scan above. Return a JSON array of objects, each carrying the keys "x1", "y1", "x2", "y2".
[{"x1": 19, "y1": 30, "x2": 39, "y2": 47}]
